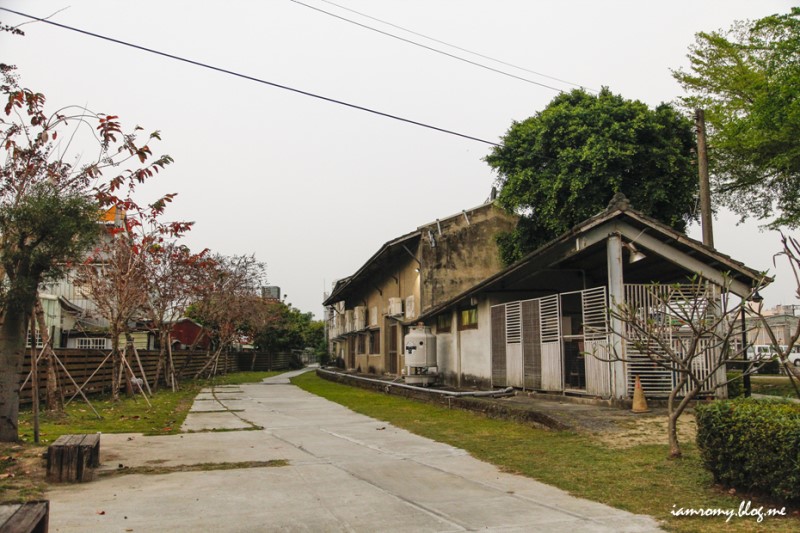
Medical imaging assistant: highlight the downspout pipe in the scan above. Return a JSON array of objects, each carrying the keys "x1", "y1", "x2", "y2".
[{"x1": 317, "y1": 368, "x2": 514, "y2": 397}]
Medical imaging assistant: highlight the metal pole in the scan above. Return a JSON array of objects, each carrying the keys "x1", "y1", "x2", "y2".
[{"x1": 741, "y1": 301, "x2": 751, "y2": 397}]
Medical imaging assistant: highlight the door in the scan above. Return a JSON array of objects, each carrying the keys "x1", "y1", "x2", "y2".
[
  {"x1": 582, "y1": 286, "x2": 611, "y2": 397},
  {"x1": 387, "y1": 323, "x2": 398, "y2": 374},
  {"x1": 505, "y1": 301, "x2": 523, "y2": 387},
  {"x1": 522, "y1": 299, "x2": 541, "y2": 389},
  {"x1": 490, "y1": 305, "x2": 506, "y2": 386},
  {"x1": 539, "y1": 294, "x2": 562, "y2": 391}
]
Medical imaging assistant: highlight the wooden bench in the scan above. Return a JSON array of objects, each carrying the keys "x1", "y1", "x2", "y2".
[
  {"x1": 46, "y1": 434, "x2": 100, "y2": 483},
  {"x1": 0, "y1": 501, "x2": 49, "y2": 533}
]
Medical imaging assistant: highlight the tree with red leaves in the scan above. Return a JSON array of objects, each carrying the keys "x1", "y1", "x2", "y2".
[
  {"x1": 140, "y1": 240, "x2": 211, "y2": 391},
  {"x1": 0, "y1": 56, "x2": 175, "y2": 439},
  {"x1": 187, "y1": 254, "x2": 267, "y2": 378}
]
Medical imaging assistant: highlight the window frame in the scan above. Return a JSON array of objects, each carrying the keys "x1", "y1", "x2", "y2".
[
  {"x1": 436, "y1": 313, "x2": 452, "y2": 333},
  {"x1": 458, "y1": 306, "x2": 479, "y2": 331},
  {"x1": 369, "y1": 329, "x2": 381, "y2": 354},
  {"x1": 357, "y1": 333, "x2": 367, "y2": 355}
]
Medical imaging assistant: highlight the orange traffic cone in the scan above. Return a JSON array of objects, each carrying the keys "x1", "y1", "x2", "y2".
[{"x1": 632, "y1": 375, "x2": 650, "y2": 413}]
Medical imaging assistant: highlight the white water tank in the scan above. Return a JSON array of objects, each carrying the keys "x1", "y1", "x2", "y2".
[{"x1": 404, "y1": 325, "x2": 437, "y2": 367}]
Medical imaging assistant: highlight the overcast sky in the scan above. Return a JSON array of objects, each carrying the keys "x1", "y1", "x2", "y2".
[{"x1": 1, "y1": 0, "x2": 796, "y2": 318}]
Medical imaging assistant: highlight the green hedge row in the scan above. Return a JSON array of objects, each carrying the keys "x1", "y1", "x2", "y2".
[{"x1": 695, "y1": 398, "x2": 800, "y2": 502}]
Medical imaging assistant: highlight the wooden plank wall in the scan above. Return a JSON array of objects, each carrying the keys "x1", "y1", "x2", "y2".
[{"x1": 19, "y1": 350, "x2": 295, "y2": 404}]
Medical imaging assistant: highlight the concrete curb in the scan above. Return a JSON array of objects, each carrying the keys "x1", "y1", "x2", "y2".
[{"x1": 316, "y1": 368, "x2": 570, "y2": 430}]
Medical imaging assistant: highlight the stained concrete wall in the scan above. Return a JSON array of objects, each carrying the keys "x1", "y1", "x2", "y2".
[
  {"x1": 419, "y1": 204, "x2": 516, "y2": 313},
  {"x1": 327, "y1": 202, "x2": 516, "y2": 378}
]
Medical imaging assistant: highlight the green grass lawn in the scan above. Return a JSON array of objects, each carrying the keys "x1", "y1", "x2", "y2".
[
  {"x1": 291, "y1": 372, "x2": 799, "y2": 533},
  {"x1": 17, "y1": 370, "x2": 284, "y2": 443},
  {"x1": 751, "y1": 375, "x2": 800, "y2": 399},
  {"x1": 2, "y1": 370, "x2": 285, "y2": 502}
]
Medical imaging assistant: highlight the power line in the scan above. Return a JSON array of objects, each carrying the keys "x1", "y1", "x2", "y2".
[
  {"x1": 288, "y1": 0, "x2": 566, "y2": 93},
  {"x1": 0, "y1": 7, "x2": 500, "y2": 147},
  {"x1": 316, "y1": 0, "x2": 597, "y2": 93}
]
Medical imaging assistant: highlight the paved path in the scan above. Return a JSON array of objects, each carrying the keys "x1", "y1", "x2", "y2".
[{"x1": 47, "y1": 370, "x2": 662, "y2": 532}]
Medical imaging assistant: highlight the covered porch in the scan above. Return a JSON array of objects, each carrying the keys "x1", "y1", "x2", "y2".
[
  {"x1": 422, "y1": 196, "x2": 765, "y2": 399},
  {"x1": 490, "y1": 282, "x2": 726, "y2": 399}
]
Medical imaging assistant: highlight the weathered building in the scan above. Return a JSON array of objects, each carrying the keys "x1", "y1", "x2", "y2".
[
  {"x1": 323, "y1": 200, "x2": 517, "y2": 375},
  {"x1": 416, "y1": 195, "x2": 766, "y2": 398},
  {"x1": 325, "y1": 195, "x2": 767, "y2": 400}
]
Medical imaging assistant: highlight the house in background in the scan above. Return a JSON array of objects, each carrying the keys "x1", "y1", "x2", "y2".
[
  {"x1": 323, "y1": 200, "x2": 517, "y2": 375},
  {"x1": 35, "y1": 207, "x2": 212, "y2": 353},
  {"x1": 33, "y1": 206, "x2": 123, "y2": 350},
  {"x1": 168, "y1": 318, "x2": 211, "y2": 350}
]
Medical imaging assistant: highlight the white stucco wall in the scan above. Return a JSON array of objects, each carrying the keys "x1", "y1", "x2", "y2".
[{"x1": 433, "y1": 299, "x2": 493, "y2": 388}]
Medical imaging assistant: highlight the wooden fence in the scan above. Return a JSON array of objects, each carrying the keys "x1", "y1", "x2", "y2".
[{"x1": 19, "y1": 349, "x2": 296, "y2": 405}]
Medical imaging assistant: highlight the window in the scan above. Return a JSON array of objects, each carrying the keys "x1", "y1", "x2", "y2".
[
  {"x1": 357, "y1": 334, "x2": 367, "y2": 354},
  {"x1": 26, "y1": 329, "x2": 43, "y2": 348},
  {"x1": 436, "y1": 313, "x2": 452, "y2": 333},
  {"x1": 458, "y1": 306, "x2": 478, "y2": 330},
  {"x1": 369, "y1": 330, "x2": 380, "y2": 354},
  {"x1": 78, "y1": 338, "x2": 108, "y2": 350}
]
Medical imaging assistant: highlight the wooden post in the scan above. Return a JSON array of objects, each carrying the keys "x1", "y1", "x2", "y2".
[
  {"x1": 131, "y1": 344, "x2": 152, "y2": 396},
  {"x1": 167, "y1": 335, "x2": 177, "y2": 392},
  {"x1": 47, "y1": 434, "x2": 100, "y2": 482},
  {"x1": 607, "y1": 233, "x2": 627, "y2": 399},
  {"x1": 696, "y1": 109, "x2": 714, "y2": 248},
  {"x1": 29, "y1": 316, "x2": 40, "y2": 444},
  {"x1": 121, "y1": 352, "x2": 151, "y2": 407}
]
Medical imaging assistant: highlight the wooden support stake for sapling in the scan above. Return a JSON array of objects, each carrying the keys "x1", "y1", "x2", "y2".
[
  {"x1": 121, "y1": 351, "x2": 152, "y2": 408},
  {"x1": 131, "y1": 344, "x2": 152, "y2": 396},
  {"x1": 65, "y1": 351, "x2": 112, "y2": 406},
  {"x1": 53, "y1": 352, "x2": 101, "y2": 419}
]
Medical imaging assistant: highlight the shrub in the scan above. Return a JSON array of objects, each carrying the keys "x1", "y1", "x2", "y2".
[
  {"x1": 758, "y1": 358, "x2": 781, "y2": 375},
  {"x1": 726, "y1": 371, "x2": 743, "y2": 399},
  {"x1": 695, "y1": 398, "x2": 800, "y2": 502}
]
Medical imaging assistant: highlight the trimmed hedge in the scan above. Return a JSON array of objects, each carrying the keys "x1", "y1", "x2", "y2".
[{"x1": 695, "y1": 398, "x2": 800, "y2": 502}]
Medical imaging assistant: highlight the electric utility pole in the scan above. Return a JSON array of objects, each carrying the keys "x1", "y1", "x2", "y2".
[{"x1": 696, "y1": 109, "x2": 714, "y2": 248}]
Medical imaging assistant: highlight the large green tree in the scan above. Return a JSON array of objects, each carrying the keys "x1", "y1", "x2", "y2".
[
  {"x1": 253, "y1": 300, "x2": 325, "y2": 357},
  {"x1": 673, "y1": 8, "x2": 800, "y2": 228},
  {"x1": 486, "y1": 88, "x2": 698, "y2": 264}
]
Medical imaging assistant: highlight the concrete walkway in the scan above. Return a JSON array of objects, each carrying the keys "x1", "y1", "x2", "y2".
[{"x1": 46, "y1": 370, "x2": 663, "y2": 532}]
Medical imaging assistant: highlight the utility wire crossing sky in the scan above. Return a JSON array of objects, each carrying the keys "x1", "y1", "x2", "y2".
[{"x1": 1, "y1": 1, "x2": 795, "y2": 318}]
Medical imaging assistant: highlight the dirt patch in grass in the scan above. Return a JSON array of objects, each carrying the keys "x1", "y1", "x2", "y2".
[
  {"x1": 102, "y1": 459, "x2": 288, "y2": 477},
  {"x1": 593, "y1": 412, "x2": 697, "y2": 449}
]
